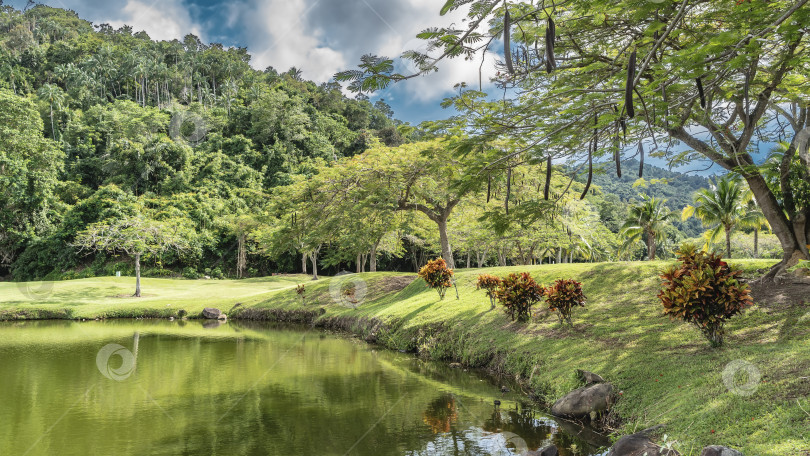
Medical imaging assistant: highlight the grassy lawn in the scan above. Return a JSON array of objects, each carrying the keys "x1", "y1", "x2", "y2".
[
  {"x1": 0, "y1": 275, "x2": 304, "y2": 319},
  {"x1": 1, "y1": 260, "x2": 808, "y2": 454}
]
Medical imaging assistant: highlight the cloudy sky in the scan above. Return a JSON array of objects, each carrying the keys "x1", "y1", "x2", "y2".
[{"x1": 10, "y1": 0, "x2": 500, "y2": 124}]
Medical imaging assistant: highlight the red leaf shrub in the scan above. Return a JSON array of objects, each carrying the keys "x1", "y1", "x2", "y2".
[
  {"x1": 545, "y1": 278, "x2": 586, "y2": 326},
  {"x1": 418, "y1": 258, "x2": 454, "y2": 300},
  {"x1": 658, "y1": 244, "x2": 753, "y2": 347},
  {"x1": 476, "y1": 274, "x2": 502, "y2": 309},
  {"x1": 494, "y1": 272, "x2": 544, "y2": 322},
  {"x1": 296, "y1": 284, "x2": 306, "y2": 304}
]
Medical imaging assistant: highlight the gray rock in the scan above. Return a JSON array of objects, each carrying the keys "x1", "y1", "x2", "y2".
[
  {"x1": 535, "y1": 445, "x2": 558, "y2": 456},
  {"x1": 550, "y1": 383, "x2": 614, "y2": 418},
  {"x1": 577, "y1": 369, "x2": 605, "y2": 385},
  {"x1": 607, "y1": 432, "x2": 679, "y2": 456},
  {"x1": 700, "y1": 446, "x2": 743, "y2": 456},
  {"x1": 202, "y1": 307, "x2": 221, "y2": 319},
  {"x1": 449, "y1": 363, "x2": 462, "y2": 368}
]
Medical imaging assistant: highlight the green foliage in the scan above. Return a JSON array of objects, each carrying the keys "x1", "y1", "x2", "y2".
[
  {"x1": 417, "y1": 258, "x2": 454, "y2": 300},
  {"x1": 659, "y1": 245, "x2": 753, "y2": 347},
  {"x1": 544, "y1": 279, "x2": 586, "y2": 327},
  {"x1": 475, "y1": 274, "x2": 501, "y2": 309},
  {"x1": 494, "y1": 272, "x2": 544, "y2": 322}
]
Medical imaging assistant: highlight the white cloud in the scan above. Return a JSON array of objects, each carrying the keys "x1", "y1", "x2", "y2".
[{"x1": 103, "y1": 0, "x2": 202, "y2": 42}]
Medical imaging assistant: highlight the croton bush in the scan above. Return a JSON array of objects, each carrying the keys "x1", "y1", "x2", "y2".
[
  {"x1": 494, "y1": 272, "x2": 544, "y2": 322},
  {"x1": 659, "y1": 244, "x2": 753, "y2": 347},
  {"x1": 418, "y1": 258, "x2": 454, "y2": 300},
  {"x1": 545, "y1": 278, "x2": 587, "y2": 326},
  {"x1": 476, "y1": 274, "x2": 502, "y2": 309}
]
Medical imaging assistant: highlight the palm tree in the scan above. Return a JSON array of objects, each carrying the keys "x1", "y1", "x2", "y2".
[
  {"x1": 37, "y1": 83, "x2": 65, "y2": 140},
  {"x1": 741, "y1": 194, "x2": 769, "y2": 258},
  {"x1": 620, "y1": 195, "x2": 676, "y2": 260},
  {"x1": 683, "y1": 176, "x2": 759, "y2": 258}
]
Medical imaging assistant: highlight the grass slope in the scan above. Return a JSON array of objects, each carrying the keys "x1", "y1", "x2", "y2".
[{"x1": 1, "y1": 261, "x2": 808, "y2": 455}]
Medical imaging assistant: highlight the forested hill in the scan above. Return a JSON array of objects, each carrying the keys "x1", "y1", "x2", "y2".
[
  {"x1": 0, "y1": 4, "x2": 411, "y2": 279},
  {"x1": 588, "y1": 159, "x2": 711, "y2": 211}
]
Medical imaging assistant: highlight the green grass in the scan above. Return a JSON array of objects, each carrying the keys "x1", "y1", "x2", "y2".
[{"x1": 2, "y1": 260, "x2": 808, "y2": 455}]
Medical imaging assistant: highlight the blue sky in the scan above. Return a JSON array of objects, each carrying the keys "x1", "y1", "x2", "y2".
[{"x1": 10, "y1": 0, "x2": 498, "y2": 125}]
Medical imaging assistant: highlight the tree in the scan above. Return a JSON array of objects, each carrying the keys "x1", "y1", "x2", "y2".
[
  {"x1": 683, "y1": 177, "x2": 760, "y2": 258},
  {"x1": 620, "y1": 195, "x2": 676, "y2": 261},
  {"x1": 37, "y1": 83, "x2": 65, "y2": 140},
  {"x1": 0, "y1": 89, "x2": 63, "y2": 271},
  {"x1": 338, "y1": 0, "x2": 810, "y2": 277},
  {"x1": 74, "y1": 216, "x2": 194, "y2": 297}
]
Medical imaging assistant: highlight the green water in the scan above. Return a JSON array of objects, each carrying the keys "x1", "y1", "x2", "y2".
[{"x1": 0, "y1": 320, "x2": 608, "y2": 455}]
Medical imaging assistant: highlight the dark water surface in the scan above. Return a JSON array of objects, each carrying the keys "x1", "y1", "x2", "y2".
[{"x1": 0, "y1": 320, "x2": 608, "y2": 455}]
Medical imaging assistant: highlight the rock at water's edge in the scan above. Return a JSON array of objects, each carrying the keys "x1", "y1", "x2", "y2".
[
  {"x1": 700, "y1": 446, "x2": 743, "y2": 456},
  {"x1": 202, "y1": 307, "x2": 221, "y2": 319},
  {"x1": 550, "y1": 382, "x2": 614, "y2": 418},
  {"x1": 607, "y1": 432, "x2": 679, "y2": 456}
]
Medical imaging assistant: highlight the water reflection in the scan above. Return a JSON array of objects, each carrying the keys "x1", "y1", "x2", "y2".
[{"x1": 0, "y1": 320, "x2": 608, "y2": 456}]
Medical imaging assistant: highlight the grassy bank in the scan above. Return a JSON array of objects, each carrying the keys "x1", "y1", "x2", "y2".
[{"x1": 1, "y1": 261, "x2": 808, "y2": 454}]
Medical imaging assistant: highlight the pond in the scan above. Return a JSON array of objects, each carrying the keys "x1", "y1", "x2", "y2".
[{"x1": 0, "y1": 320, "x2": 609, "y2": 455}]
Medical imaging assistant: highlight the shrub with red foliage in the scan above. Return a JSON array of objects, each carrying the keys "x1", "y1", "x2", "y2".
[
  {"x1": 476, "y1": 274, "x2": 502, "y2": 309},
  {"x1": 494, "y1": 272, "x2": 544, "y2": 322},
  {"x1": 545, "y1": 278, "x2": 586, "y2": 326},
  {"x1": 418, "y1": 258, "x2": 454, "y2": 300},
  {"x1": 659, "y1": 244, "x2": 753, "y2": 347}
]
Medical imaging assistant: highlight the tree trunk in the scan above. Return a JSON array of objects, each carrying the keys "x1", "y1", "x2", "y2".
[
  {"x1": 466, "y1": 251, "x2": 471, "y2": 269},
  {"x1": 356, "y1": 253, "x2": 362, "y2": 273},
  {"x1": 302, "y1": 252, "x2": 308, "y2": 275},
  {"x1": 725, "y1": 225, "x2": 732, "y2": 259},
  {"x1": 134, "y1": 253, "x2": 142, "y2": 298},
  {"x1": 556, "y1": 248, "x2": 562, "y2": 264},
  {"x1": 745, "y1": 174, "x2": 808, "y2": 269},
  {"x1": 236, "y1": 233, "x2": 246, "y2": 278},
  {"x1": 647, "y1": 231, "x2": 656, "y2": 261},
  {"x1": 370, "y1": 242, "x2": 378, "y2": 272},
  {"x1": 436, "y1": 218, "x2": 454, "y2": 269},
  {"x1": 309, "y1": 252, "x2": 318, "y2": 280},
  {"x1": 754, "y1": 227, "x2": 759, "y2": 258}
]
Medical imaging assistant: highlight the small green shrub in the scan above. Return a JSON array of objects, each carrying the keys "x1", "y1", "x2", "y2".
[
  {"x1": 494, "y1": 272, "x2": 544, "y2": 322},
  {"x1": 659, "y1": 244, "x2": 753, "y2": 347},
  {"x1": 476, "y1": 274, "x2": 502, "y2": 309},
  {"x1": 545, "y1": 278, "x2": 586, "y2": 326},
  {"x1": 418, "y1": 258, "x2": 454, "y2": 300},
  {"x1": 182, "y1": 267, "x2": 202, "y2": 279}
]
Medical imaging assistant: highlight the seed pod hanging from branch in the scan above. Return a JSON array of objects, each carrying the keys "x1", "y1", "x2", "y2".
[
  {"x1": 544, "y1": 155, "x2": 552, "y2": 200},
  {"x1": 662, "y1": 83, "x2": 669, "y2": 129},
  {"x1": 743, "y1": 69, "x2": 750, "y2": 114},
  {"x1": 625, "y1": 49, "x2": 637, "y2": 119},
  {"x1": 638, "y1": 141, "x2": 645, "y2": 178},
  {"x1": 504, "y1": 8, "x2": 515, "y2": 75},
  {"x1": 544, "y1": 16, "x2": 556, "y2": 73},
  {"x1": 505, "y1": 167, "x2": 512, "y2": 214},
  {"x1": 581, "y1": 143, "x2": 593, "y2": 200},
  {"x1": 696, "y1": 77, "x2": 706, "y2": 109}
]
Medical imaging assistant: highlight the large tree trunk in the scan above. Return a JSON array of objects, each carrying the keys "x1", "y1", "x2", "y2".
[
  {"x1": 134, "y1": 253, "x2": 141, "y2": 298},
  {"x1": 309, "y1": 252, "x2": 318, "y2": 280},
  {"x1": 647, "y1": 231, "x2": 656, "y2": 261},
  {"x1": 436, "y1": 218, "x2": 454, "y2": 269},
  {"x1": 302, "y1": 252, "x2": 307, "y2": 275},
  {"x1": 725, "y1": 225, "x2": 732, "y2": 259},
  {"x1": 356, "y1": 253, "x2": 362, "y2": 273},
  {"x1": 754, "y1": 227, "x2": 759, "y2": 258},
  {"x1": 370, "y1": 242, "x2": 378, "y2": 272}
]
